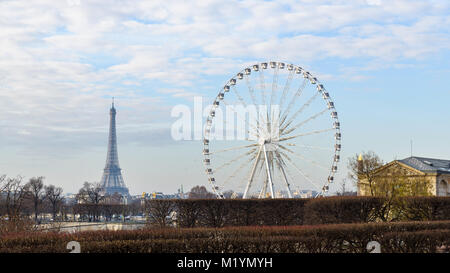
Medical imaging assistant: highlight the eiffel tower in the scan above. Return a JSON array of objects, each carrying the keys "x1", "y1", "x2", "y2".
[{"x1": 100, "y1": 99, "x2": 129, "y2": 196}]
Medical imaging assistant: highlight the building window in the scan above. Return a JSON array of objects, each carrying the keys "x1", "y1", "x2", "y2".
[{"x1": 438, "y1": 180, "x2": 448, "y2": 196}]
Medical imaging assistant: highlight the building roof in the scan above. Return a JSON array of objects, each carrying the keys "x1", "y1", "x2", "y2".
[{"x1": 399, "y1": 156, "x2": 450, "y2": 174}]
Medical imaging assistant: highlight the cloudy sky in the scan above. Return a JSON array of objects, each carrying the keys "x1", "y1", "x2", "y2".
[{"x1": 1, "y1": 0, "x2": 449, "y2": 195}]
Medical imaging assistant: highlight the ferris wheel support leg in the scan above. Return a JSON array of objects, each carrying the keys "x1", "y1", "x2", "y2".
[
  {"x1": 259, "y1": 177, "x2": 268, "y2": 198},
  {"x1": 263, "y1": 145, "x2": 275, "y2": 198},
  {"x1": 243, "y1": 146, "x2": 262, "y2": 199},
  {"x1": 277, "y1": 157, "x2": 293, "y2": 198}
]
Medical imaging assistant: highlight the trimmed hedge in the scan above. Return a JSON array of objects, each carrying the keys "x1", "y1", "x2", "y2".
[
  {"x1": 303, "y1": 196, "x2": 385, "y2": 225},
  {"x1": 147, "y1": 198, "x2": 309, "y2": 227},
  {"x1": 145, "y1": 197, "x2": 450, "y2": 227},
  {"x1": 380, "y1": 229, "x2": 450, "y2": 253},
  {"x1": 400, "y1": 197, "x2": 450, "y2": 221},
  {"x1": 1, "y1": 221, "x2": 450, "y2": 253}
]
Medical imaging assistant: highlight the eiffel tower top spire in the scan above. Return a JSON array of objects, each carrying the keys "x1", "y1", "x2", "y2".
[{"x1": 100, "y1": 99, "x2": 129, "y2": 196}]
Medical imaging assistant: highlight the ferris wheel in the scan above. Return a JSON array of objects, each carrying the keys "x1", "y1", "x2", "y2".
[{"x1": 203, "y1": 62, "x2": 341, "y2": 199}]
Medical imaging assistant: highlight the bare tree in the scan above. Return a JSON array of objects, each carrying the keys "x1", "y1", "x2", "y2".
[
  {"x1": 188, "y1": 186, "x2": 216, "y2": 199},
  {"x1": 77, "y1": 182, "x2": 104, "y2": 204},
  {"x1": 145, "y1": 199, "x2": 175, "y2": 227},
  {"x1": 24, "y1": 176, "x2": 45, "y2": 223},
  {"x1": 0, "y1": 175, "x2": 35, "y2": 233},
  {"x1": 348, "y1": 151, "x2": 384, "y2": 196},
  {"x1": 175, "y1": 199, "x2": 202, "y2": 227},
  {"x1": 76, "y1": 182, "x2": 105, "y2": 221},
  {"x1": 340, "y1": 179, "x2": 347, "y2": 195},
  {"x1": 44, "y1": 184, "x2": 64, "y2": 221},
  {"x1": 336, "y1": 179, "x2": 357, "y2": 196},
  {"x1": 1, "y1": 175, "x2": 27, "y2": 220},
  {"x1": 0, "y1": 175, "x2": 6, "y2": 216},
  {"x1": 105, "y1": 192, "x2": 122, "y2": 204}
]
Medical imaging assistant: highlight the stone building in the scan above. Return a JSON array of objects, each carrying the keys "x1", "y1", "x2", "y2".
[{"x1": 357, "y1": 156, "x2": 450, "y2": 196}]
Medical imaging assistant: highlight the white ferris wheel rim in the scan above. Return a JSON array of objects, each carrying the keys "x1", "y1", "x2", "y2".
[{"x1": 203, "y1": 61, "x2": 341, "y2": 199}]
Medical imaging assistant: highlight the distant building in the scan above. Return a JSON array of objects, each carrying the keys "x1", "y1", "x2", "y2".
[
  {"x1": 64, "y1": 193, "x2": 77, "y2": 205},
  {"x1": 292, "y1": 190, "x2": 318, "y2": 198},
  {"x1": 100, "y1": 99, "x2": 130, "y2": 197},
  {"x1": 140, "y1": 189, "x2": 186, "y2": 205},
  {"x1": 358, "y1": 156, "x2": 450, "y2": 196}
]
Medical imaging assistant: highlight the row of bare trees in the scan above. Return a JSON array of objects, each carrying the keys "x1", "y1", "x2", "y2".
[
  {"x1": 0, "y1": 178, "x2": 143, "y2": 224},
  {"x1": 0, "y1": 175, "x2": 65, "y2": 223},
  {"x1": 1, "y1": 175, "x2": 217, "y2": 225},
  {"x1": 74, "y1": 182, "x2": 140, "y2": 222},
  {"x1": 72, "y1": 184, "x2": 216, "y2": 222},
  {"x1": 0, "y1": 177, "x2": 135, "y2": 224}
]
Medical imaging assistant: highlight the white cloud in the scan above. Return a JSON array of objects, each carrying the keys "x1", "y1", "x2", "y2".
[{"x1": 0, "y1": 0, "x2": 449, "y2": 155}]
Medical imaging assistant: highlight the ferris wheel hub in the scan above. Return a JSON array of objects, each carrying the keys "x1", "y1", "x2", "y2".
[
  {"x1": 258, "y1": 137, "x2": 278, "y2": 152},
  {"x1": 258, "y1": 130, "x2": 279, "y2": 151},
  {"x1": 262, "y1": 141, "x2": 278, "y2": 152}
]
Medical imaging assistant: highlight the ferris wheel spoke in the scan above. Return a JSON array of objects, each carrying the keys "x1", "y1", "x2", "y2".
[
  {"x1": 284, "y1": 143, "x2": 334, "y2": 152},
  {"x1": 269, "y1": 66, "x2": 279, "y2": 113},
  {"x1": 208, "y1": 143, "x2": 258, "y2": 155},
  {"x1": 278, "y1": 70, "x2": 295, "y2": 112},
  {"x1": 222, "y1": 97, "x2": 257, "y2": 132},
  {"x1": 280, "y1": 78, "x2": 308, "y2": 125},
  {"x1": 279, "y1": 144, "x2": 329, "y2": 171},
  {"x1": 279, "y1": 127, "x2": 334, "y2": 142},
  {"x1": 274, "y1": 150, "x2": 300, "y2": 194},
  {"x1": 221, "y1": 118, "x2": 259, "y2": 141},
  {"x1": 221, "y1": 154, "x2": 258, "y2": 188},
  {"x1": 244, "y1": 73, "x2": 258, "y2": 107},
  {"x1": 256, "y1": 69, "x2": 269, "y2": 128},
  {"x1": 221, "y1": 100, "x2": 261, "y2": 139},
  {"x1": 269, "y1": 66, "x2": 280, "y2": 129},
  {"x1": 276, "y1": 149, "x2": 292, "y2": 162},
  {"x1": 277, "y1": 143, "x2": 293, "y2": 154},
  {"x1": 231, "y1": 85, "x2": 247, "y2": 107},
  {"x1": 242, "y1": 74, "x2": 266, "y2": 135},
  {"x1": 258, "y1": 68, "x2": 266, "y2": 107},
  {"x1": 281, "y1": 107, "x2": 328, "y2": 136},
  {"x1": 214, "y1": 148, "x2": 256, "y2": 173},
  {"x1": 274, "y1": 151, "x2": 293, "y2": 198},
  {"x1": 281, "y1": 91, "x2": 320, "y2": 131},
  {"x1": 283, "y1": 155, "x2": 322, "y2": 192}
]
